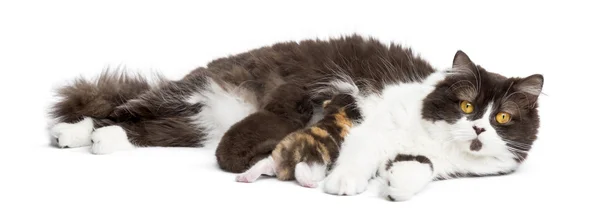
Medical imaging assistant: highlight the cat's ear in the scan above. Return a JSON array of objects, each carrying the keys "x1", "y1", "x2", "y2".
[
  {"x1": 510, "y1": 74, "x2": 544, "y2": 109},
  {"x1": 452, "y1": 50, "x2": 475, "y2": 69},
  {"x1": 515, "y1": 74, "x2": 544, "y2": 97}
]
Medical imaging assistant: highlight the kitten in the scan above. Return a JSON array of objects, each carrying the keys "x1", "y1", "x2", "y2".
[
  {"x1": 234, "y1": 94, "x2": 362, "y2": 188},
  {"x1": 215, "y1": 84, "x2": 313, "y2": 173},
  {"x1": 48, "y1": 35, "x2": 543, "y2": 201}
]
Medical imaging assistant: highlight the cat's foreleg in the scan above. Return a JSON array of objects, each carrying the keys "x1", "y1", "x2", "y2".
[
  {"x1": 323, "y1": 126, "x2": 388, "y2": 196},
  {"x1": 378, "y1": 154, "x2": 434, "y2": 201}
]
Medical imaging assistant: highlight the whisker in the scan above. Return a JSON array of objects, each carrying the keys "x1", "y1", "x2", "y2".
[
  {"x1": 473, "y1": 64, "x2": 482, "y2": 92},
  {"x1": 507, "y1": 146, "x2": 529, "y2": 152},
  {"x1": 504, "y1": 140, "x2": 532, "y2": 150},
  {"x1": 506, "y1": 147, "x2": 527, "y2": 161}
]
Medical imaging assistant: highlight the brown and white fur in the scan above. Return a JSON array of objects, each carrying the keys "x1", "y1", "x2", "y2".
[
  {"x1": 47, "y1": 35, "x2": 543, "y2": 201},
  {"x1": 235, "y1": 94, "x2": 362, "y2": 188}
]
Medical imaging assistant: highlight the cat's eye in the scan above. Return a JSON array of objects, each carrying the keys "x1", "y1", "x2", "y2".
[
  {"x1": 495, "y1": 112, "x2": 512, "y2": 124},
  {"x1": 460, "y1": 100, "x2": 474, "y2": 114}
]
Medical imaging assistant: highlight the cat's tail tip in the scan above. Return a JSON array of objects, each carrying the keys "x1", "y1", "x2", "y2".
[{"x1": 48, "y1": 69, "x2": 160, "y2": 124}]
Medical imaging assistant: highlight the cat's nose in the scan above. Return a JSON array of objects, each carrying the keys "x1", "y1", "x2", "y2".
[{"x1": 473, "y1": 126, "x2": 486, "y2": 135}]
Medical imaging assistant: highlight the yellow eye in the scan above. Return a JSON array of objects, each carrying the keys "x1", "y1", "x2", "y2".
[
  {"x1": 460, "y1": 100, "x2": 474, "y2": 114},
  {"x1": 496, "y1": 112, "x2": 512, "y2": 124}
]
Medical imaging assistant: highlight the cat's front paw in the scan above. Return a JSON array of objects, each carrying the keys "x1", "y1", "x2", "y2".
[
  {"x1": 323, "y1": 169, "x2": 369, "y2": 196},
  {"x1": 382, "y1": 158, "x2": 433, "y2": 201}
]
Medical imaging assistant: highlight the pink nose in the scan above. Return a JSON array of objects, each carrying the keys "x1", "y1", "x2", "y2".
[{"x1": 473, "y1": 126, "x2": 486, "y2": 135}]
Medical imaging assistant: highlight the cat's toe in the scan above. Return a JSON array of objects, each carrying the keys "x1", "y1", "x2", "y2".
[{"x1": 384, "y1": 185, "x2": 415, "y2": 201}]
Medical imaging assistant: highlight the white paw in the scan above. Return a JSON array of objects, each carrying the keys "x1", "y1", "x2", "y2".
[
  {"x1": 384, "y1": 161, "x2": 432, "y2": 201},
  {"x1": 90, "y1": 126, "x2": 135, "y2": 155},
  {"x1": 235, "y1": 173, "x2": 258, "y2": 183},
  {"x1": 323, "y1": 169, "x2": 369, "y2": 195},
  {"x1": 235, "y1": 157, "x2": 274, "y2": 183},
  {"x1": 295, "y1": 162, "x2": 317, "y2": 188},
  {"x1": 50, "y1": 117, "x2": 94, "y2": 148}
]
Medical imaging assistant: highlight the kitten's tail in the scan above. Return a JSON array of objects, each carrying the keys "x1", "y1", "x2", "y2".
[{"x1": 48, "y1": 68, "x2": 156, "y2": 124}]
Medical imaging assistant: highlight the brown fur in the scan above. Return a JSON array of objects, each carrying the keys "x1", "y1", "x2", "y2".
[
  {"x1": 50, "y1": 35, "x2": 433, "y2": 143},
  {"x1": 48, "y1": 35, "x2": 543, "y2": 181},
  {"x1": 50, "y1": 70, "x2": 153, "y2": 123},
  {"x1": 215, "y1": 84, "x2": 313, "y2": 173},
  {"x1": 49, "y1": 35, "x2": 437, "y2": 171}
]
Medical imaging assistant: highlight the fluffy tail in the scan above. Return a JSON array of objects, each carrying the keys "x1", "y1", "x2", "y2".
[{"x1": 49, "y1": 69, "x2": 153, "y2": 123}]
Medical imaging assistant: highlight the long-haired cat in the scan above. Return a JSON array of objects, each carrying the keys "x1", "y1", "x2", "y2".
[{"x1": 48, "y1": 35, "x2": 543, "y2": 200}]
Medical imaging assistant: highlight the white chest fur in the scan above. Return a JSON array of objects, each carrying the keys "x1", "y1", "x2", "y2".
[{"x1": 349, "y1": 71, "x2": 518, "y2": 179}]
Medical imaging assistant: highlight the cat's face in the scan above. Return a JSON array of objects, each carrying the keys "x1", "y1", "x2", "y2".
[{"x1": 422, "y1": 51, "x2": 543, "y2": 163}]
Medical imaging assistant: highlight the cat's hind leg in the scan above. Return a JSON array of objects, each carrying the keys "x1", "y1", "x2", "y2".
[
  {"x1": 88, "y1": 116, "x2": 206, "y2": 154},
  {"x1": 89, "y1": 125, "x2": 135, "y2": 155},
  {"x1": 49, "y1": 68, "x2": 256, "y2": 154},
  {"x1": 48, "y1": 71, "x2": 151, "y2": 148},
  {"x1": 236, "y1": 156, "x2": 275, "y2": 183}
]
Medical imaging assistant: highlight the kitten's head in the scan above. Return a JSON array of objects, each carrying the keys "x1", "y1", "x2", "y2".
[
  {"x1": 422, "y1": 51, "x2": 543, "y2": 165},
  {"x1": 322, "y1": 94, "x2": 363, "y2": 121},
  {"x1": 263, "y1": 83, "x2": 314, "y2": 124}
]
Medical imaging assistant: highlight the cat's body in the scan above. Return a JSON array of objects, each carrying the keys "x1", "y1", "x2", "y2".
[{"x1": 48, "y1": 35, "x2": 543, "y2": 201}]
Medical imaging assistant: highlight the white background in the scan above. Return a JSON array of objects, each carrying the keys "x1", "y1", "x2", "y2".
[{"x1": 1, "y1": 0, "x2": 597, "y2": 217}]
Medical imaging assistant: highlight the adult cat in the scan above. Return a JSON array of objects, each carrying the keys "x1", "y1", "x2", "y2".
[{"x1": 48, "y1": 35, "x2": 543, "y2": 199}]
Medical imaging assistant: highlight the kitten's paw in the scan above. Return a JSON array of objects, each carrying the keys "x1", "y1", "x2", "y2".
[
  {"x1": 295, "y1": 162, "x2": 318, "y2": 188},
  {"x1": 235, "y1": 173, "x2": 259, "y2": 183},
  {"x1": 383, "y1": 160, "x2": 433, "y2": 201},
  {"x1": 90, "y1": 126, "x2": 135, "y2": 155},
  {"x1": 323, "y1": 170, "x2": 369, "y2": 195},
  {"x1": 50, "y1": 117, "x2": 94, "y2": 148},
  {"x1": 235, "y1": 157, "x2": 275, "y2": 183}
]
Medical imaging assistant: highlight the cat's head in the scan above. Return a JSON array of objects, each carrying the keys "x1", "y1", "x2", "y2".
[{"x1": 422, "y1": 51, "x2": 543, "y2": 165}]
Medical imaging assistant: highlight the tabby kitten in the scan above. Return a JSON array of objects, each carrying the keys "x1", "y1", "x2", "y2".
[{"x1": 235, "y1": 94, "x2": 362, "y2": 188}]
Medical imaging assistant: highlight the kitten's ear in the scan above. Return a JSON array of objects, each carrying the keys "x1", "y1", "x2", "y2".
[
  {"x1": 452, "y1": 50, "x2": 475, "y2": 69},
  {"x1": 515, "y1": 74, "x2": 544, "y2": 97},
  {"x1": 296, "y1": 95, "x2": 314, "y2": 115}
]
